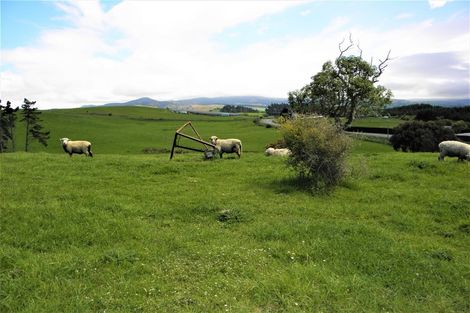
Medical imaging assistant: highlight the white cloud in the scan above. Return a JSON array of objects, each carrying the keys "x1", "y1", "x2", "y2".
[
  {"x1": 1, "y1": 0, "x2": 469, "y2": 109},
  {"x1": 428, "y1": 0, "x2": 452, "y2": 9}
]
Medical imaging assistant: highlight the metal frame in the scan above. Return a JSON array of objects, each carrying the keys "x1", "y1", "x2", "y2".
[{"x1": 170, "y1": 121, "x2": 217, "y2": 159}]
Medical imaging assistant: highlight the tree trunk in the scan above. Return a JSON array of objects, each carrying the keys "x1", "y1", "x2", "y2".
[
  {"x1": 25, "y1": 121, "x2": 29, "y2": 152},
  {"x1": 344, "y1": 100, "x2": 357, "y2": 129},
  {"x1": 9, "y1": 125, "x2": 15, "y2": 152}
]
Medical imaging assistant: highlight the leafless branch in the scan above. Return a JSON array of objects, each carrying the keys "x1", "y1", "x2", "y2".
[
  {"x1": 337, "y1": 33, "x2": 354, "y2": 59},
  {"x1": 373, "y1": 50, "x2": 391, "y2": 82},
  {"x1": 357, "y1": 41, "x2": 363, "y2": 59}
]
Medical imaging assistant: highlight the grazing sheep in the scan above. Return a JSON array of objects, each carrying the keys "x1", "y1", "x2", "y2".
[
  {"x1": 438, "y1": 140, "x2": 470, "y2": 161},
  {"x1": 265, "y1": 147, "x2": 291, "y2": 156},
  {"x1": 60, "y1": 138, "x2": 93, "y2": 157},
  {"x1": 210, "y1": 136, "x2": 242, "y2": 158}
]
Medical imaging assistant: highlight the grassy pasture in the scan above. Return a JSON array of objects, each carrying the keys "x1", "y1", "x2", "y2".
[
  {"x1": 1, "y1": 107, "x2": 469, "y2": 312},
  {"x1": 350, "y1": 117, "x2": 402, "y2": 128},
  {"x1": 10, "y1": 106, "x2": 280, "y2": 155}
]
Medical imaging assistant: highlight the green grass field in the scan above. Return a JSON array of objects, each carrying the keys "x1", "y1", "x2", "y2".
[
  {"x1": 1, "y1": 107, "x2": 469, "y2": 312},
  {"x1": 350, "y1": 117, "x2": 402, "y2": 128},
  {"x1": 9, "y1": 106, "x2": 280, "y2": 155}
]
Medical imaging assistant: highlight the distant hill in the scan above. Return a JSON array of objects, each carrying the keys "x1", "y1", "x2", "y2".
[
  {"x1": 101, "y1": 97, "x2": 174, "y2": 108},
  {"x1": 83, "y1": 96, "x2": 469, "y2": 109},
  {"x1": 84, "y1": 96, "x2": 288, "y2": 109},
  {"x1": 174, "y1": 96, "x2": 287, "y2": 106}
]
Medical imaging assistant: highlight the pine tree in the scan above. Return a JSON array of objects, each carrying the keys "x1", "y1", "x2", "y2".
[
  {"x1": 0, "y1": 100, "x2": 19, "y2": 152},
  {"x1": 0, "y1": 100, "x2": 7, "y2": 152},
  {"x1": 21, "y1": 98, "x2": 50, "y2": 152}
]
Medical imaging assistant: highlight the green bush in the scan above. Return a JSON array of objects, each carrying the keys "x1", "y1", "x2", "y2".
[
  {"x1": 390, "y1": 121, "x2": 456, "y2": 152},
  {"x1": 265, "y1": 138, "x2": 287, "y2": 149},
  {"x1": 281, "y1": 117, "x2": 352, "y2": 191}
]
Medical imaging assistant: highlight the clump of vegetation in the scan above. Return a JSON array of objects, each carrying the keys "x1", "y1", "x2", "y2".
[
  {"x1": 265, "y1": 138, "x2": 287, "y2": 149},
  {"x1": 390, "y1": 120, "x2": 456, "y2": 152},
  {"x1": 217, "y1": 209, "x2": 245, "y2": 224},
  {"x1": 220, "y1": 105, "x2": 257, "y2": 113},
  {"x1": 281, "y1": 117, "x2": 352, "y2": 191},
  {"x1": 265, "y1": 103, "x2": 291, "y2": 116}
]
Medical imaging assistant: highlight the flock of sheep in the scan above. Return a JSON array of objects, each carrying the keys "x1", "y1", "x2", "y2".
[{"x1": 59, "y1": 136, "x2": 470, "y2": 162}]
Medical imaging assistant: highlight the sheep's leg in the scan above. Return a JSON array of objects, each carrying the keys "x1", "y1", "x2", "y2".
[
  {"x1": 438, "y1": 152, "x2": 445, "y2": 161},
  {"x1": 87, "y1": 145, "x2": 93, "y2": 157}
]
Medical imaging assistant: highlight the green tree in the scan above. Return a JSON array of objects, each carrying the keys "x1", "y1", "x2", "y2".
[
  {"x1": 0, "y1": 100, "x2": 19, "y2": 152},
  {"x1": 0, "y1": 100, "x2": 8, "y2": 152},
  {"x1": 265, "y1": 103, "x2": 291, "y2": 116},
  {"x1": 289, "y1": 37, "x2": 392, "y2": 128},
  {"x1": 21, "y1": 98, "x2": 50, "y2": 152}
]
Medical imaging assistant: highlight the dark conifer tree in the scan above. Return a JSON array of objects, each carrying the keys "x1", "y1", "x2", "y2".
[
  {"x1": 21, "y1": 98, "x2": 50, "y2": 151},
  {"x1": 0, "y1": 100, "x2": 19, "y2": 152}
]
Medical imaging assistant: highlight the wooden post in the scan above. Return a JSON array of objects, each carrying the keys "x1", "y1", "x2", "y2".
[{"x1": 169, "y1": 121, "x2": 217, "y2": 160}]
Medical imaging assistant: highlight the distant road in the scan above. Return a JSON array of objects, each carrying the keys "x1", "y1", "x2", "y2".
[
  {"x1": 345, "y1": 132, "x2": 392, "y2": 140},
  {"x1": 260, "y1": 118, "x2": 392, "y2": 139}
]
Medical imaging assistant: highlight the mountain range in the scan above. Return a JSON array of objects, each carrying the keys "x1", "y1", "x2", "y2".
[{"x1": 83, "y1": 96, "x2": 469, "y2": 109}]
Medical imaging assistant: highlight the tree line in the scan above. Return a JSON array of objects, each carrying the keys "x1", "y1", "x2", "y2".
[
  {"x1": 384, "y1": 104, "x2": 470, "y2": 122},
  {"x1": 220, "y1": 105, "x2": 258, "y2": 113},
  {"x1": 0, "y1": 98, "x2": 50, "y2": 153}
]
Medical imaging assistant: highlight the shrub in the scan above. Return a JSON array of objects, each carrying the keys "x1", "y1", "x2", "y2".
[
  {"x1": 389, "y1": 121, "x2": 456, "y2": 152},
  {"x1": 452, "y1": 120, "x2": 470, "y2": 133},
  {"x1": 281, "y1": 117, "x2": 352, "y2": 191},
  {"x1": 265, "y1": 138, "x2": 287, "y2": 149}
]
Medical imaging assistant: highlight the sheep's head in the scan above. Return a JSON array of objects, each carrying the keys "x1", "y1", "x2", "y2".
[
  {"x1": 59, "y1": 138, "x2": 70, "y2": 145},
  {"x1": 210, "y1": 136, "x2": 218, "y2": 145}
]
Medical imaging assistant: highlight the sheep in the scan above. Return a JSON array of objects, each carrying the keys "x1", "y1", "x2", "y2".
[
  {"x1": 265, "y1": 147, "x2": 291, "y2": 156},
  {"x1": 210, "y1": 135, "x2": 242, "y2": 158},
  {"x1": 60, "y1": 138, "x2": 93, "y2": 157},
  {"x1": 438, "y1": 140, "x2": 470, "y2": 161}
]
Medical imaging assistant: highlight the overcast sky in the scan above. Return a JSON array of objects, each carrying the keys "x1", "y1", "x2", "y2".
[{"x1": 1, "y1": 0, "x2": 469, "y2": 109}]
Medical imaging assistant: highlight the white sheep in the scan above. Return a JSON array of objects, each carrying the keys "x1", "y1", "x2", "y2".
[
  {"x1": 210, "y1": 136, "x2": 242, "y2": 158},
  {"x1": 438, "y1": 140, "x2": 470, "y2": 161},
  {"x1": 60, "y1": 138, "x2": 93, "y2": 157},
  {"x1": 265, "y1": 147, "x2": 291, "y2": 156}
]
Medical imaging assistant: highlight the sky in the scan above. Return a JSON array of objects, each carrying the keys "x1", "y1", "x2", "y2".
[{"x1": 1, "y1": 0, "x2": 469, "y2": 109}]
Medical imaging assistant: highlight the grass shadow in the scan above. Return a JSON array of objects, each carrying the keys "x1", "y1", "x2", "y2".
[{"x1": 260, "y1": 175, "x2": 335, "y2": 196}]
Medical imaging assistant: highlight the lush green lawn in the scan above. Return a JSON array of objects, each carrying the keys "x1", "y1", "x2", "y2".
[
  {"x1": 351, "y1": 117, "x2": 402, "y2": 128},
  {"x1": 1, "y1": 107, "x2": 468, "y2": 312},
  {"x1": 1, "y1": 150, "x2": 469, "y2": 312}
]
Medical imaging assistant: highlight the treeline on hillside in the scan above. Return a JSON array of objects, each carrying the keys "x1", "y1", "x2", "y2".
[
  {"x1": 385, "y1": 104, "x2": 470, "y2": 122},
  {"x1": 220, "y1": 105, "x2": 258, "y2": 113}
]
